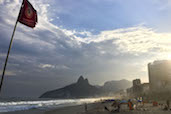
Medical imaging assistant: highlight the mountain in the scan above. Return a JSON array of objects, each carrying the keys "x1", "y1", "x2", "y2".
[
  {"x1": 102, "y1": 79, "x2": 132, "y2": 92},
  {"x1": 40, "y1": 76, "x2": 132, "y2": 98},
  {"x1": 40, "y1": 76, "x2": 101, "y2": 98}
]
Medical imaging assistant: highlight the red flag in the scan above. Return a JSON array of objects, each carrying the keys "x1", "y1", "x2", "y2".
[{"x1": 18, "y1": 0, "x2": 37, "y2": 28}]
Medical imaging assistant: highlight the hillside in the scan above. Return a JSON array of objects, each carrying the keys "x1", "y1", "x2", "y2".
[{"x1": 40, "y1": 76, "x2": 132, "y2": 98}]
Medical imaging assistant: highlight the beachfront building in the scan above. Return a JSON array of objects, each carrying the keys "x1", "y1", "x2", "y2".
[
  {"x1": 132, "y1": 79, "x2": 142, "y2": 95},
  {"x1": 140, "y1": 83, "x2": 150, "y2": 94},
  {"x1": 126, "y1": 79, "x2": 149, "y2": 97},
  {"x1": 148, "y1": 60, "x2": 171, "y2": 92}
]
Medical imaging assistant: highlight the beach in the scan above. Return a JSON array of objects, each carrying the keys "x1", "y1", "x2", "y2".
[
  {"x1": 0, "y1": 102, "x2": 97, "y2": 114},
  {"x1": 1, "y1": 100, "x2": 171, "y2": 114}
]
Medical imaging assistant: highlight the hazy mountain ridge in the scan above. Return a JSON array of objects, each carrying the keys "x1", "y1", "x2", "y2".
[
  {"x1": 102, "y1": 79, "x2": 132, "y2": 92},
  {"x1": 40, "y1": 76, "x2": 132, "y2": 98}
]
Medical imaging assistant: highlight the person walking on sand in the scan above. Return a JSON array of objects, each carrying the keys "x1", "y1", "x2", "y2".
[
  {"x1": 84, "y1": 103, "x2": 87, "y2": 112},
  {"x1": 166, "y1": 100, "x2": 170, "y2": 110}
]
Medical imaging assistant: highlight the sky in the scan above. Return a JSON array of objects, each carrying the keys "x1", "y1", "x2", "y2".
[{"x1": 0, "y1": 0, "x2": 171, "y2": 97}]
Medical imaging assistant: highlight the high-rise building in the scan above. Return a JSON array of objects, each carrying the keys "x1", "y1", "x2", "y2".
[
  {"x1": 126, "y1": 79, "x2": 149, "y2": 97},
  {"x1": 148, "y1": 60, "x2": 171, "y2": 92},
  {"x1": 133, "y1": 79, "x2": 141, "y2": 87}
]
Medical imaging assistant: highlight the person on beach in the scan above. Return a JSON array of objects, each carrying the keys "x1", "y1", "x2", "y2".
[
  {"x1": 166, "y1": 100, "x2": 170, "y2": 109},
  {"x1": 163, "y1": 100, "x2": 171, "y2": 111},
  {"x1": 128, "y1": 100, "x2": 134, "y2": 110},
  {"x1": 111, "y1": 100, "x2": 117, "y2": 107},
  {"x1": 111, "y1": 100, "x2": 121, "y2": 112},
  {"x1": 84, "y1": 103, "x2": 87, "y2": 112},
  {"x1": 104, "y1": 100, "x2": 121, "y2": 112}
]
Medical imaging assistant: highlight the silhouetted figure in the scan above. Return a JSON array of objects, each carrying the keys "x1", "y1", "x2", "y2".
[
  {"x1": 166, "y1": 100, "x2": 170, "y2": 110},
  {"x1": 104, "y1": 106, "x2": 110, "y2": 111},
  {"x1": 163, "y1": 105, "x2": 169, "y2": 111},
  {"x1": 84, "y1": 103, "x2": 87, "y2": 112}
]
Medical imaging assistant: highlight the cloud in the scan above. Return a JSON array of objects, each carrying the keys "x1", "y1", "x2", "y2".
[
  {"x1": 39, "y1": 64, "x2": 70, "y2": 70},
  {"x1": 39, "y1": 64, "x2": 55, "y2": 69},
  {"x1": 55, "y1": 65, "x2": 70, "y2": 70},
  {"x1": 80, "y1": 26, "x2": 171, "y2": 58},
  {"x1": 1, "y1": 0, "x2": 171, "y2": 97}
]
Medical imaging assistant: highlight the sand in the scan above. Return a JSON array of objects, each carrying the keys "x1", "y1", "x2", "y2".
[{"x1": 1, "y1": 101, "x2": 171, "y2": 114}]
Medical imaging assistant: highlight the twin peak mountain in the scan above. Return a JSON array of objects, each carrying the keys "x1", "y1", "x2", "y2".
[{"x1": 40, "y1": 76, "x2": 131, "y2": 98}]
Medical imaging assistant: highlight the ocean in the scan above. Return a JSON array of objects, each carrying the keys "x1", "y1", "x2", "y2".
[{"x1": 0, "y1": 98, "x2": 100, "y2": 113}]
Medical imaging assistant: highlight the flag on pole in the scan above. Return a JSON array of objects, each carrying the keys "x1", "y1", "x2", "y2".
[
  {"x1": 18, "y1": 0, "x2": 37, "y2": 28},
  {"x1": 0, "y1": 0, "x2": 38, "y2": 93}
]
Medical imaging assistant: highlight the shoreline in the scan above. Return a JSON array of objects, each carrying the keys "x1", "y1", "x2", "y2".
[
  {"x1": 0, "y1": 102, "x2": 99, "y2": 114},
  {"x1": 1, "y1": 100, "x2": 171, "y2": 114},
  {"x1": 0, "y1": 98, "x2": 102, "y2": 114}
]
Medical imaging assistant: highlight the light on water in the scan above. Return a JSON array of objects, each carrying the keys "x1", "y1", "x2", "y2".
[{"x1": 0, "y1": 98, "x2": 99, "y2": 112}]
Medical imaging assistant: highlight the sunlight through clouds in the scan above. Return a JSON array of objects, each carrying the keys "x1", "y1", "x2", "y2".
[{"x1": 0, "y1": 0, "x2": 171, "y2": 97}]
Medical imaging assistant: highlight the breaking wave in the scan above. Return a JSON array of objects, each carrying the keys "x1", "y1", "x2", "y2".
[{"x1": 0, "y1": 98, "x2": 99, "y2": 112}]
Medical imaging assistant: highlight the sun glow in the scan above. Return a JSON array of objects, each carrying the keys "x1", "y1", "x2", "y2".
[
  {"x1": 167, "y1": 54, "x2": 171, "y2": 60},
  {"x1": 153, "y1": 53, "x2": 171, "y2": 62}
]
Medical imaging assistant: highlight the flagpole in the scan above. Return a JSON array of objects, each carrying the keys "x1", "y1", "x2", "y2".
[
  {"x1": 0, "y1": 0, "x2": 24, "y2": 94},
  {"x1": 0, "y1": 21, "x2": 18, "y2": 94}
]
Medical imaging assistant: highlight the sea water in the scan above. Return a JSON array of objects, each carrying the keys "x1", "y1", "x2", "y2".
[{"x1": 0, "y1": 98, "x2": 100, "y2": 112}]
